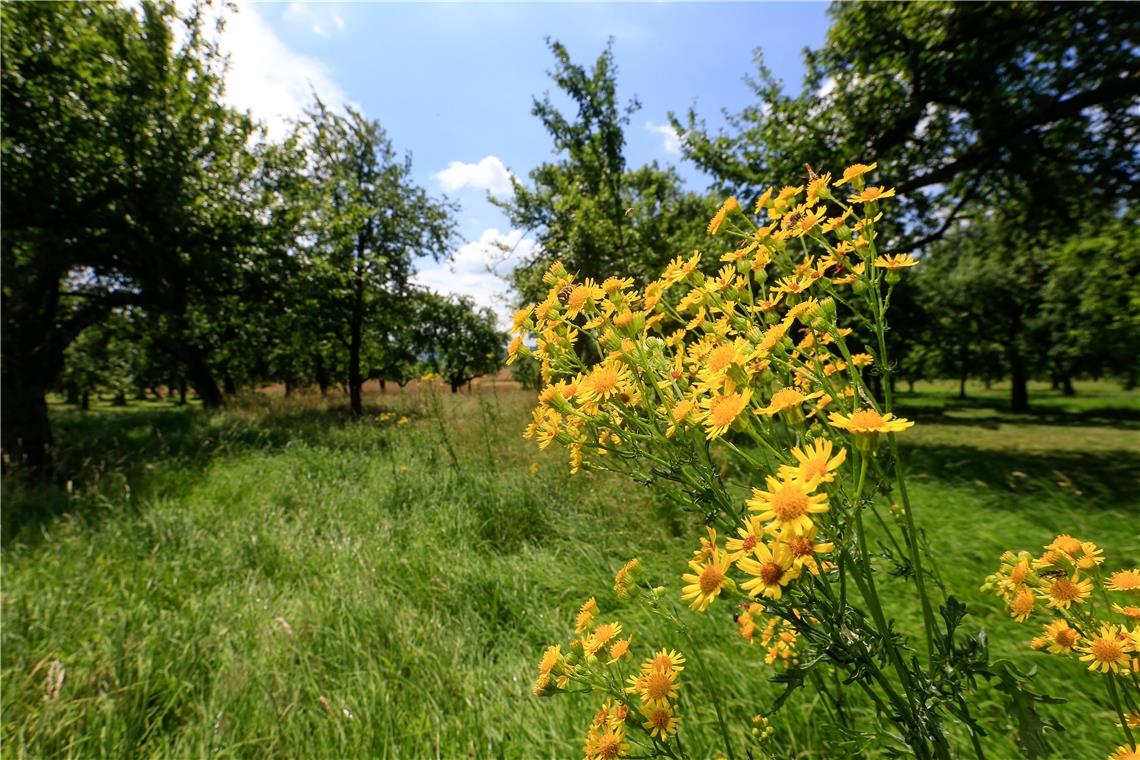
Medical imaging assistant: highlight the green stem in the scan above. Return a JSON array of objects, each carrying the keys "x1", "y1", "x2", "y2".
[
  {"x1": 677, "y1": 623, "x2": 735, "y2": 760},
  {"x1": 1108, "y1": 674, "x2": 1137, "y2": 750}
]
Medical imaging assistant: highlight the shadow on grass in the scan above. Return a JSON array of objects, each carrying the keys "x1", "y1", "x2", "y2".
[
  {"x1": 893, "y1": 394, "x2": 1140, "y2": 429},
  {"x1": 899, "y1": 442, "x2": 1140, "y2": 510},
  {"x1": 2, "y1": 401, "x2": 403, "y2": 546}
]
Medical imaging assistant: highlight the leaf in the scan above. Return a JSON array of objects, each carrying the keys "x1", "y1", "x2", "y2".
[{"x1": 989, "y1": 659, "x2": 1065, "y2": 759}]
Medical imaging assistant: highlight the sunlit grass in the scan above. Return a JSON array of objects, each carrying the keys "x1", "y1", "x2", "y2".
[{"x1": 2, "y1": 382, "x2": 1137, "y2": 758}]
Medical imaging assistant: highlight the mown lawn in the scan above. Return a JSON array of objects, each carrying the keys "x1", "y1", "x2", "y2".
[{"x1": 2, "y1": 381, "x2": 1137, "y2": 758}]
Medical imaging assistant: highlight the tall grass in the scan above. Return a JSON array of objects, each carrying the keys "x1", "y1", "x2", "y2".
[{"x1": 2, "y1": 382, "x2": 1137, "y2": 758}]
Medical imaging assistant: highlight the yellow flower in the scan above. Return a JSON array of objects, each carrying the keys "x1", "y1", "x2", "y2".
[
  {"x1": 701, "y1": 387, "x2": 753, "y2": 440},
  {"x1": 1043, "y1": 571, "x2": 1094, "y2": 610},
  {"x1": 1077, "y1": 624, "x2": 1131, "y2": 674},
  {"x1": 564, "y1": 279, "x2": 605, "y2": 318},
  {"x1": 848, "y1": 186, "x2": 896, "y2": 204},
  {"x1": 643, "y1": 649, "x2": 686, "y2": 676},
  {"x1": 753, "y1": 186, "x2": 774, "y2": 214},
  {"x1": 874, "y1": 253, "x2": 919, "y2": 270},
  {"x1": 576, "y1": 597, "x2": 598, "y2": 633},
  {"x1": 785, "y1": 524, "x2": 834, "y2": 576},
  {"x1": 1108, "y1": 569, "x2": 1140, "y2": 592},
  {"x1": 577, "y1": 360, "x2": 633, "y2": 406},
  {"x1": 1009, "y1": 588, "x2": 1036, "y2": 622},
  {"x1": 834, "y1": 162, "x2": 877, "y2": 187},
  {"x1": 738, "y1": 541, "x2": 800, "y2": 600},
  {"x1": 640, "y1": 702, "x2": 681, "y2": 741},
  {"x1": 681, "y1": 549, "x2": 731, "y2": 612},
  {"x1": 538, "y1": 644, "x2": 562, "y2": 674},
  {"x1": 1109, "y1": 745, "x2": 1140, "y2": 760},
  {"x1": 754, "y1": 387, "x2": 823, "y2": 418},
  {"x1": 725, "y1": 516, "x2": 766, "y2": 562},
  {"x1": 789, "y1": 438, "x2": 847, "y2": 484},
  {"x1": 737, "y1": 602, "x2": 765, "y2": 643},
  {"x1": 1045, "y1": 534, "x2": 1083, "y2": 559},
  {"x1": 613, "y1": 558, "x2": 641, "y2": 598},
  {"x1": 747, "y1": 472, "x2": 828, "y2": 536},
  {"x1": 632, "y1": 666, "x2": 679, "y2": 707},
  {"x1": 707, "y1": 206, "x2": 728, "y2": 235},
  {"x1": 1038, "y1": 619, "x2": 1080, "y2": 654},
  {"x1": 607, "y1": 636, "x2": 633, "y2": 664},
  {"x1": 829, "y1": 408, "x2": 914, "y2": 452},
  {"x1": 584, "y1": 725, "x2": 629, "y2": 760},
  {"x1": 1113, "y1": 603, "x2": 1140, "y2": 621}
]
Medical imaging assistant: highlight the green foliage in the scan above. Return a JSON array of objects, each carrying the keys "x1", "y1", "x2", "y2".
[
  {"x1": 415, "y1": 293, "x2": 506, "y2": 392},
  {"x1": 296, "y1": 102, "x2": 458, "y2": 413},
  {"x1": 498, "y1": 39, "x2": 718, "y2": 305}
]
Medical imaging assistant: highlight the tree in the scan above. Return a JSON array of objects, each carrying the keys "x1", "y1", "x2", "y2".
[
  {"x1": 675, "y1": 2, "x2": 1140, "y2": 410},
  {"x1": 497, "y1": 39, "x2": 718, "y2": 306},
  {"x1": 300, "y1": 102, "x2": 457, "y2": 416},
  {"x1": 415, "y1": 293, "x2": 506, "y2": 393},
  {"x1": 2, "y1": 1, "x2": 260, "y2": 472}
]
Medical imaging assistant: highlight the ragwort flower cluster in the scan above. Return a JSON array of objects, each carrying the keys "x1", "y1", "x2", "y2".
[
  {"x1": 519, "y1": 164, "x2": 1000, "y2": 760},
  {"x1": 983, "y1": 536, "x2": 1140, "y2": 758}
]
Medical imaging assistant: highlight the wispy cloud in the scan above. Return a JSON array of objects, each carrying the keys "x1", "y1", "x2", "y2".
[
  {"x1": 646, "y1": 120, "x2": 683, "y2": 155},
  {"x1": 282, "y1": 2, "x2": 345, "y2": 39},
  {"x1": 433, "y1": 156, "x2": 516, "y2": 197}
]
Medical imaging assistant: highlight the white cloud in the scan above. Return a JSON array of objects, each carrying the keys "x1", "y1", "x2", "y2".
[
  {"x1": 433, "y1": 156, "x2": 516, "y2": 196},
  {"x1": 414, "y1": 228, "x2": 538, "y2": 327},
  {"x1": 282, "y1": 2, "x2": 345, "y2": 38},
  {"x1": 216, "y1": 3, "x2": 349, "y2": 137},
  {"x1": 646, "y1": 121, "x2": 683, "y2": 155}
]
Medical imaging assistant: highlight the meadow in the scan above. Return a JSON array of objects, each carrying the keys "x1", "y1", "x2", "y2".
[{"x1": 2, "y1": 380, "x2": 1137, "y2": 759}]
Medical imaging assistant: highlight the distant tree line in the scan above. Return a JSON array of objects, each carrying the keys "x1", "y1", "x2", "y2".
[{"x1": 1, "y1": 1, "x2": 504, "y2": 476}]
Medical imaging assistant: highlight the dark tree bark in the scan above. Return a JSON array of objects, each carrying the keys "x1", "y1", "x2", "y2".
[
  {"x1": 958, "y1": 374, "x2": 968, "y2": 400},
  {"x1": 450, "y1": 379, "x2": 462, "y2": 394},
  {"x1": 184, "y1": 343, "x2": 223, "y2": 408},
  {"x1": 1062, "y1": 375, "x2": 1075, "y2": 397},
  {"x1": 315, "y1": 352, "x2": 330, "y2": 396},
  {"x1": 178, "y1": 379, "x2": 188, "y2": 405},
  {"x1": 223, "y1": 374, "x2": 237, "y2": 396}
]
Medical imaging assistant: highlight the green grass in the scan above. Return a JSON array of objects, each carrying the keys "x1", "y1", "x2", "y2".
[{"x1": 2, "y1": 382, "x2": 1138, "y2": 758}]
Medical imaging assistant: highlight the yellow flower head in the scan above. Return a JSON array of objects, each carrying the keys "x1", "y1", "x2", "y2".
[
  {"x1": 613, "y1": 558, "x2": 641, "y2": 598},
  {"x1": 681, "y1": 548, "x2": 732, "y2": 612},
  {"x1": 1077, "y1": 624, "x2": 1131, "y2": 674},
  {"x1": 789, "y1": 438, "x2": 847, "y2": 484},
  {"x1": 834, "y1": 162, "x2": 877, "y2": 187},
  {"x1": 701, "y1": 387, "x2": 753, "y2": 440},
  {"x1": 754, "y1": 387, "x2": 823, "y2": 418},
  {"x1": 747, "y1": 472, "x2": 828, "y2": 536},
  {"x1": 1043, "y1": 571, "x2": 1094, "y2": 610},
  {"x1": 640, "y1": 702, "x2": 681, "y2": 741},
  {"x1": 607, "y1": 636, "x2": 633, "y2": 664},
  {"x1": 828, "y1": 408, "x2": 914, "y2": 452},
  {"x1": 725, "y1": 515, "x2": 766, "y2": 562},
  {"x1": 874, "y1": 253, "x2": 919, "y2": 271},
  {"x1": 738, "y1": 541, "x2": 800, "y2": 600},
  {"x1": 848, "y1": 186, "x2": 896, "y2": 204},
  {"x1": 1108, "y1": 569, "x2": 1140, "y2": 592},
  {"x1": 784, "y1": 523, "x2": 834, "y2": 576},
  {"x1": 1009, "y1": 588, "x2": 1036, "y2": 622},
  {"x1": 643, "y1": 648, "x2": 686, "y2": 677},
  {"x1": 1039, "y1": 619, "x2": 1080, "y2": 654},
  {"x1": 575, "y1": 597, "x2": 598, "y2": 633},
  {"x1": 538, "y1": 644, "x2": 562, "y2": 675},
  {"x1": 1109, "y1": 745, "x2": 1140, "y2": 760},
  {"x1": 583, "y1": 725, "x2": 629, "y2": 760}
]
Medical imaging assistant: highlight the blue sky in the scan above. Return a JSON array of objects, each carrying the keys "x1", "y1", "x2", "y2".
[{"x1": 217, "y1": 2, "x2": 832, "y2": 320}]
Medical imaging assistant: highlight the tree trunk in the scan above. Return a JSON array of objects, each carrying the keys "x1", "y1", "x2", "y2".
[
  {"x1": 81, "y1": 390, "x2": 90, "y2": 411},
  {"x1": 1008, "y1": 312, "x2": 1030, "y2": 413},
  {"x1": 907, "y1": 379, "x2": 915, "y2": 394},
  {"x1": 958, "y1": 374, "x2": 968, "y2": 400},
  {"x1": 450, "y1": 379, "x2": 461, "y2": 394},
  {"x1": 223, "y1": 374, "x2": 237, "y2": 396},
  {"x1": 379, "y1": 379, "x2": 386, "y2": 393},
  {"x1": 315, "y1": 353, "x2": 329, "y2": 396},
  {"x1": 0, "y1": 373, "x2": 53, "y2": 474},
  {"x1": 284, "y1": 378, "x2": 293, "y2": 398},
  {"x1": 178, "y1": 379, "x2": 188, "y2": 405},
  {"x1": 348, "y1": 240, "x2": 366, "y2": 417},
  {"x1": 1062, "y1": 375, "x2": 1075, "y2": 397},
  {"x1": 66, "y1": 384, "x2": 79, "y2": 405},
  {"x1": 186, "y1": 345, "x2": 223, "y2": 408}
]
